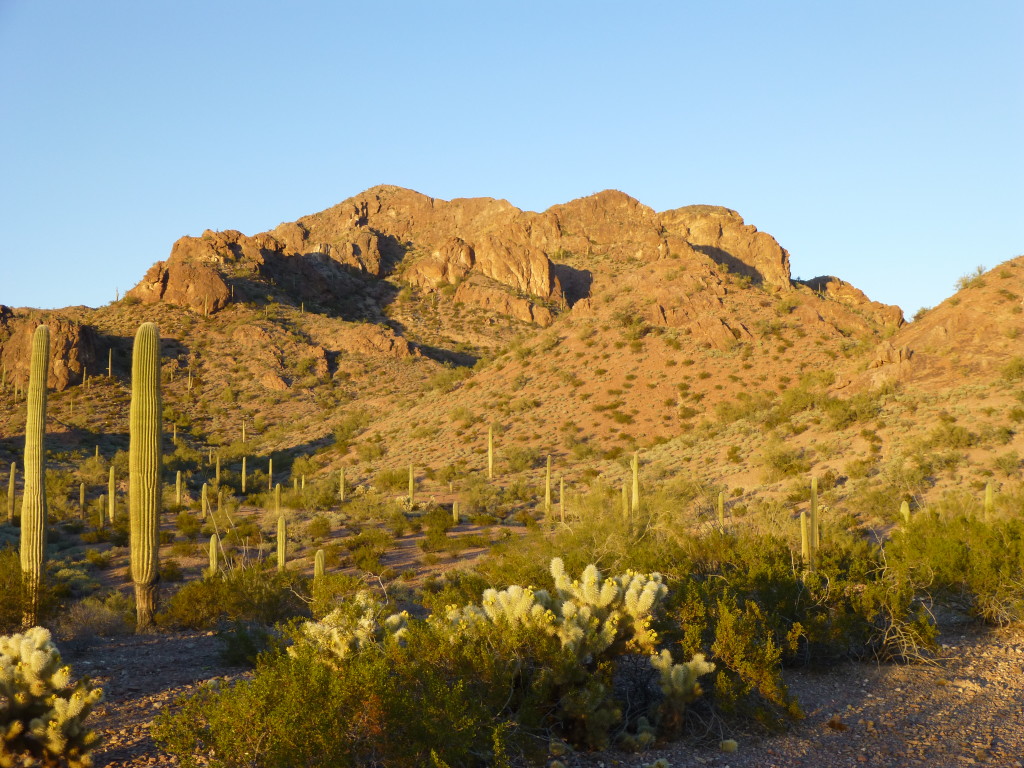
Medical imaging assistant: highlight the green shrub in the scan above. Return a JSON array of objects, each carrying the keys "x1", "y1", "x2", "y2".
[{"x1": 158, "y1": 565, "x2": 310, "y2": 629}]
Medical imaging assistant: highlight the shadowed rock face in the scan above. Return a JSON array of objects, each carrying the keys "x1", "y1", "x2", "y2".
[{"x1": 0, "y1": 309, "x2": 101, "y2": 391}]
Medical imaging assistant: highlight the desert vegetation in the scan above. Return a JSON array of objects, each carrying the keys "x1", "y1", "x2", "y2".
[{"x1": 2, "y1": 190, "x2": 1024, "y2": 766}]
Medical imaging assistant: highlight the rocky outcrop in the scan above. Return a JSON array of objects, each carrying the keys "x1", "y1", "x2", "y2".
[
  {"x1": 660, "y1": 205, "x2": 792, "y2": 289},
  {"x1": 306, "y1": 323, "x2": 415, "y2": 359},
  {"x1": 128, "y1": 258, "x2": 232, "y2": 314},
  {"x1": 869, "y1": 341, "x2": 913, "y2": 368},
  {"x1": 802, "y1": 276, "x2": 905, "y2": 327},
  {"x1": 0, "y1": 310, "x2": 101, "y2": 390},
  {"x1": 454, "y1": 279, "x2": 554, "y2": 327}
]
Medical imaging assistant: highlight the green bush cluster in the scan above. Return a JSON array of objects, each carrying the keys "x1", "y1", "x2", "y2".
[{"x1": 155, "y1": 559, "x2": 715, "y2": 766}]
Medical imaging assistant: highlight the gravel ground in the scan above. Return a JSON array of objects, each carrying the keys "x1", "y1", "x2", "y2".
[{"x1": 68, "y1": 624, "x2": 1024, "y2": 768}]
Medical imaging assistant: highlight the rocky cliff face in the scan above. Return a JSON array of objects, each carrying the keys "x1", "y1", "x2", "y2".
[
  {"x1": 125, "y1": 185, "x2": 897, "y2": 340},
  {"x1": 0, "y1": 309, "x2": 101, "y2": 391}
]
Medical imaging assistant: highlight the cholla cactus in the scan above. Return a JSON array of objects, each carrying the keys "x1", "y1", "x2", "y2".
[
  {"x1": 0, "y1": 627, "x2": 103, "y2": 767},
  {"x1": 650, "y1": 648, "x2": 715, "y2": 737},
  {"x1": 294, "y1": 591, "x2": 409, "y2": 665}
]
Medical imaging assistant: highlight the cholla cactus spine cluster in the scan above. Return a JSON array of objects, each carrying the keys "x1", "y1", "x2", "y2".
[{"x1": 0, "y1": 627, "x2": 104, "y2": 768}]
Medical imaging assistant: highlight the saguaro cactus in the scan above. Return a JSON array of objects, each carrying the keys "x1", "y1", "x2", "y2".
[
  {"x1": 268, "y1": 458, "x2": 273, "y2": 491},
  {"x1": 717, "y1": 491, "x2": 725, "y2": 529},
  {"x1": 201, "y1": 482, "x2": 208, "y2": 520},
  {"x1": 129, "y1": 322, "x2": 161, "y2": 631},
  {"x1": 176, "y1": 470, "x2": 182, "y2": 506},
  {"x1": 408, "y1": 465, "x2": 415, "y2": 507},
  {"x1": 800, "y1": 510, "x2": 813, "y2": 571},
  {"x1": 984, "y1": 482, "x2": 994, "y2": 520},
  {"x1": 487, "y1": 425, "x2": 494, "y2": 480},
  {"x1": 20, "y1": 324, "x2": 49, "y2": 626},
  {"x1": 544, "y1": 455, "x2": 552, "y2": 520},
  {"x1": 108, "y1": 466, "x2": 116, "y2": 524},
  {"x1": 631, "y1": 452, "x2": 640, "y2": 514},
  {"x1": 79, "y1": 482, "x2": 86, "y2": 518},
  {"x1": 241, "y1": 456, "x2": 247, "y2": 494},
  {"x1": 208, "y1": 533, "x2": 219, "y2": 577},
  {"x1": 339, "y1": 467, "x2": 346, "y2": 502},
  {"x1": 277, "y1": 515, "x2": 287, "y2": 571},
  {"x1": 810, "y1": 476, "x2": 819, "y2": 552},
  {"x1": 6, "y1": 462, "x2": 15, "y2": 524},
  {"x1": 452, "y1": 500, "x2": 460, "y2": 525},
  {"x1": 314, "y1": 549, "x2": 325, "y2": 580}
]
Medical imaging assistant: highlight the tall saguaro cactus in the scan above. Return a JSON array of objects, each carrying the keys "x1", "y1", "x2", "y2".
[
  {"x1": 277, "y1": 515, "x2": 287, "y2": 571},
  {"x1": 487, "y1": 425, "x2": 494, "y2": 480},
  {"x1": 108, "y1": 466, "x2": 116, "y2": 524},
  {"x1": 20, "y1": 325, "x2": 49, "y2": 626},
  {"x1": 631, "y1": 451, "x2": 640, "y2": 515},
  {"x1": 6, "y1": 462, "x2": 15, "y2": 524},
  {"x1": 129, "y1": 322, "x2": 162, "y2": 631}
]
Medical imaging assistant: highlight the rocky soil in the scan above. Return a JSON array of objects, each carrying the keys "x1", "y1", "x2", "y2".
[{"x1": 71, "y1": 623, "x2": 1024, "y2": 768}]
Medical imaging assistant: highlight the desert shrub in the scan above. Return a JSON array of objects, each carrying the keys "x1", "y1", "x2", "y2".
[
  {"x1": 307, "y1": 515, "x2": 332, "y2": 541},
  {"x1": 54, "y1": 591, "x2": 135, "y2": 646},
  {"x1": 176, "y1": 511, "x2": 202, "y2": 540},
  {"x1": 887, "y1": 512, "x2": 1024, "y2": 625},
  {"x1": 158, "y1": 565, "x2": 310, "y2": 630},
  {"x1": 344, "y1": 529, "x2": 393, "y2": 574},
  {"x1": 758, "y1": 441, "x2": 811, "y2": 482},
  {"x1": 503, "y1": 445, "x2": 540, "y2": 472},
  {"x1": 154, "y1": 631, "x2": 494, "y2": 768},
  {"x1": 373, "y1": 468, "x2": 407, "y2": 493},
  {"x1": 157, "y1": 560, "x2": 715, "y2": 766}
]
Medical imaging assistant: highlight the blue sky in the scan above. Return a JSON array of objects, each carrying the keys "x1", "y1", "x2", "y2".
[{"x1": 1, "y1": 1, "x2": 1021, "y2": 319}]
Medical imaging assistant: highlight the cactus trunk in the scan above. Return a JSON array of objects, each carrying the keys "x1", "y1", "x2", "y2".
[
  {"x1": 79, "y1": 482, "x2": 86, "y2": 518},
  {"x1": 452, "y1": 500, "x2": 459, "y2": 525},
  {"x1": 339, "y1": 467, "x2": 345, "y2": 502},
  {"x1": 717, "y1": 491, "x2": 725, "y2": 530},
  {"x1": 201, "y1": 482, "x2": 208, "y2": 520},
  {"x1": 241, "y1": 457, "x2": 247, "y2": 495},
  {"x1": 408, "y1": 465, "x2": 414, "y2": 507},
  {"x1": 277, "y1": 515, "x2": 286, "y2": 571},
  {"x1": 176, "y1": 470, "x2": 182, "y2": 506},
  {"x1": 20, "y1": 325, "x2": 49, "y2": 627},
  {"x1": 544, "y1": 455, "x2": 552, "y2": 520},
  {"x1": 6, "y1": 462, "x2": 15, "y2": 524},
  {"x1": 631, "y1": 452, "x2": 640, "y2": 514},
  {"x1": 800, "y1": 510, "x2": 812, "y2": 571},
  {"x1": 314, "y1": 549, "x2": 325, "y2": 579},
  {"x1": 108, "y1": 466, "x2": 116, "y2": 524},
  {"x1": 129, "y1": 322, "x2": 162, "y2": 631},
  {"x1": 487, "y1": 425, "x2": 494, "y2": 480},
  {"x1": 984, "y1": 482, "x2": 994, "y2": 520},
  {"x1": 268, "y1": 458, "x2": 273, "y2": 491},
  {"x1": 810, "y1": 476, "x2": 819, "y2": 552},
  {"x1": 208, "y1": 533, "x2": 219, "y2": 577}
]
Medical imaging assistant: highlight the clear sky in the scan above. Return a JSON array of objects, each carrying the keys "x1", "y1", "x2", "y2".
[{"x1": 1, "y1": 1, "x2": 1021, "y2": 319}]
